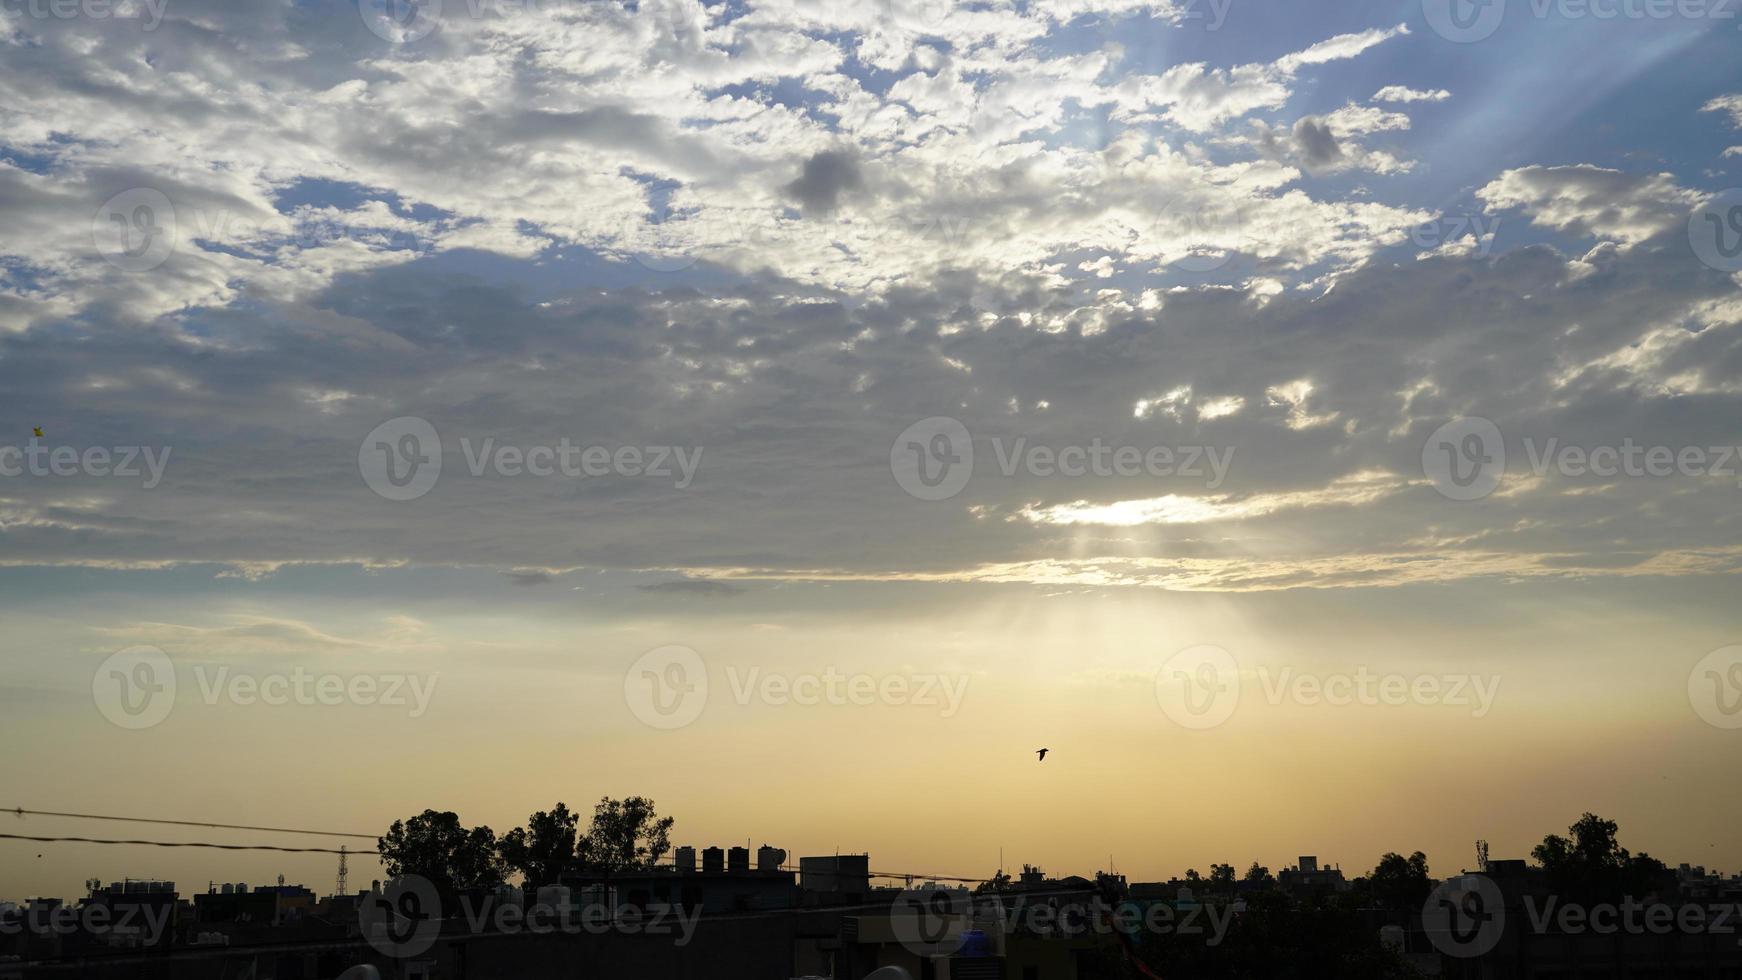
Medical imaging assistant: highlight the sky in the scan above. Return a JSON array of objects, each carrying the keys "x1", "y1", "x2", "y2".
[{"x1": 1, "y1": 0, "x2": 1741, "y2": 901}]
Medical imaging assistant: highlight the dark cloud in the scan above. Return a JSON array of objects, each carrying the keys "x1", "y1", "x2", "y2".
[
  {"x1": 2, "y1": 220, "x2": 1739, "y2": 591},
  {"x1": 783, "y1": 151, "x2": 865, "y2": 214},
  {"x1": 1292, "y1": 117, "x2": 1344, "y2": 170}
]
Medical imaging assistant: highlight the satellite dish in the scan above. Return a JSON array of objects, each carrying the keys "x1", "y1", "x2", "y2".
[
  {"x1": 864, "y1": 969, "x2": 914, "y2": 980},
  {"x1": 333, "y1": 967, "x2": 381, "y2": 980}
]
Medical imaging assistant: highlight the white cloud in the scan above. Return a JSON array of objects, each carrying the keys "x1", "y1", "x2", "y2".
[
  {"x1": 1477, "y1": 165, "x2": 1702, "y2": 243},
  {"x1": 1015, "y1": 471, "x2": 1411, "y2": 526},
  {"x1": 1273, "y1": 24, "x2": 1408, "y2": 74},
  {"x1": 1198, "y1": 395, "x2": 1245, "y2": 420},
  {"x1": 1702, "y1": 93, "x2": 1742, "y2": 129},
  {"x1": 1265, "y1": 378, "x2": 1339, "y2": 430},
  {"x1": 1372, "y1": 85, "x2": 1450, "y2": 103}
]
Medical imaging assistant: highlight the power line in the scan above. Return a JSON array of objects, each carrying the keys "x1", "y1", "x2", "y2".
[
  {"x1": 6, "y1": 807, "x2": 377, "y2": 840},
  {"x1": 0, "y1": 833, "x2": 372, "y2": 855}
]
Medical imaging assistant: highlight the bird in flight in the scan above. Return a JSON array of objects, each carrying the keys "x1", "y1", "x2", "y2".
[{"x1": 1036, "y1": 748, "x2": 1049, "y2": 761}]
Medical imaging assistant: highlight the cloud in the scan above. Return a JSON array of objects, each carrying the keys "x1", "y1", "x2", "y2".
[
  {"x1": 1372, "y1": 86, "x2": 1450, "y2": 103},
  {"x1": 637, "y1": 579, "x2": 749, "y2": 596},
  {"x1": 680, "y1": 545, "x2": 1742, "y2": 593},
  {"x1": 1014, "y1": 471, "x2": 1414, "y2": 526},
  {"x1": 88, "y1": 615, "x2": 404, "y2": 657},
  {"x1": 2, "y1": 201, "x2": 1739, "y2": 593},
  {"x1": 783, "y1": 150, "x2": 866, "y2": 214},
  {"x1": 1292, "y1": 117, "x2": 1344, "y2": 171},
  {"x1": 0, "y1": 4, "x2": 1433, "y2": 320},
  {"x1": 1272, "y1": 24, "x2": 1408, "y2": 74},
  {"x1": 1477, "y1": 165, "x2": 1703, "y2": 243},
  {"x1": 3, "y1": 6, "x2": 1738, "y2": 595},
  {"x1": 1702, "y1": 93, "x2": 1742, "y2": 129}
]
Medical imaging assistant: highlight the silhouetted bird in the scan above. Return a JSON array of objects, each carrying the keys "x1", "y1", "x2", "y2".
[{"x1": 1036, "y1": 748, "x2": 1048, "y2": 761}]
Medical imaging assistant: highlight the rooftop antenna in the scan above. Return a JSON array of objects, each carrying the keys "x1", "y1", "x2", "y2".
[
  {"x1": 1475, "y1": 840, "x2": 1490, "y2": 874},
  {"x1": 336, "y1": 845, "x2": 349, "y2": 896}
]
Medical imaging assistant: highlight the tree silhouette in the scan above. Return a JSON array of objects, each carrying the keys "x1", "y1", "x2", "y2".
[
  {"x1": 576, "y1": 796, "x2": 675, "y2": 874},
  {"x1": 1208, "y1": 862, "x2": 1236, "y2": 896},
  {"x1": 973, "y1": 869, "x2": 1013, "y2": 895},
  {"x1": 1364, "y1": 851, "x2": 1431, "y2": 911},
  {"x1": 499, "y1": 803, "x2": 580, "y2": 889},
  {"x1": 377, "y1": 809, "x2": 505, "y2": 899},
  {"x1": 1532, "y1": 812, "x2": 1667, "y2": 902}
]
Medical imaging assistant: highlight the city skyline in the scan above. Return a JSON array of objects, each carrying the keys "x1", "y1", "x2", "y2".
[
  {"x1": 2, "y1": 799, "x2": 1726, "y2": 904},
  {"x1": 6, "y1": 802, "x2": 1737, "y2": 978}
]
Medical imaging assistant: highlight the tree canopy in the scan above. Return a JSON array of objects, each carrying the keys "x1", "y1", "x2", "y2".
[
  {"x1": 1532, "y1": 812, "x2": 1667, "y2": 902},
  {"x1": 376, "y1": 809, "x2": 505, "y2": 899},
  {"x1": 973, "y1": 869, "x2": 1013, "y2": 895},
  {"x1": 1364, "y1": 851, "x2": 1431, "y2": 911},
  {"x1": 498, "y1": 802, "x2": 580, "y2": 889},
  {"x1": 576, "y1": 796, "x2": 675, "y2": 874},
  {"x1": 381, "y1": 796, "x2": 678, "y2": 895}
]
